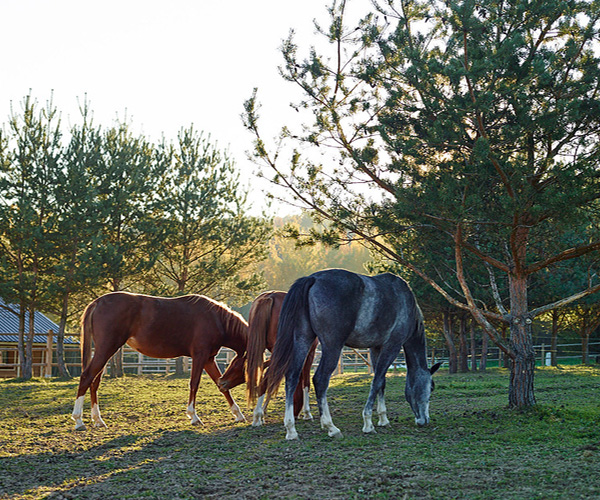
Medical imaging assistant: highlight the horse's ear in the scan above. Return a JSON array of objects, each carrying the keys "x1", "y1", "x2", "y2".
[{"x1": 430, "y1": 362, "x2": 442, "y2": 375}]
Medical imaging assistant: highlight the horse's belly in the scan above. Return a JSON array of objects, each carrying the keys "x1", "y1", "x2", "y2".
[
  {"x1": 345, "y1": 329, "x2": 385, "y2": 349},
  {"x1": 126, "y1": 339, "x2": 185, "y2": 359}
]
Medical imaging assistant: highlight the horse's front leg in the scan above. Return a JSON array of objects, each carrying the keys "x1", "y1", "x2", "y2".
[
  {"x1": 204, "y1": 359, "x2": 246, "y2": 422},
  {"x1": 363, "y1": 353, "x2": 394, "y2": 433},
  {"x1": 186, "y1": 359, "x2": 205, "y2": 426},
  {"x1": 376, "y1": 392, "x2": 390, "y2": 427}
]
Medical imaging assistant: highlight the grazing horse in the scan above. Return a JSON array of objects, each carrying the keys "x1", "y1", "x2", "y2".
[
  {"x1": 218, "y1": 291, "x2": 318, "y2": 426},
  {"x1": 71, "y1": 292, "x2": 247, "y2": 430},
  {"x1": 264, "y1": 269, "x2": 441, "y2": 440}
]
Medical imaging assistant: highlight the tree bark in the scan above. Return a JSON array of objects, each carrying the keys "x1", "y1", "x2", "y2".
[
  {"x1": 443, "y1": 310, "x2": 457, "y2": 374},
  {"x1": 507, "y1": 273, "x2": 536, "y2": 408},
  {"x1": 470, "y1": 320, "x2": 477, "y2": 372},
  {"x1": 17, "y1": 303, "x2": 26, "y2": 378},
  {"x1": 480, "y1": 330, "x2": 488, "y2": 371},
  {"x1": 459, "y1": 314, "x2": 469, "y2": 372},
  {"x1": 57, "y1": 291, "x2": 71, "y2": 377},
  {"x1": 25, "y1": 306, "x2": 35, "y2": 379},
  {"x1": 550, "y1": 309, "x2": 559, "y2": 366}
]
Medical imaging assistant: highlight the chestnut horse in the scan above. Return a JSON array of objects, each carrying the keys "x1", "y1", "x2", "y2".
[
  {"x1": 218, "y1": 291, "x2": 318, "y2": 426},
  {"x1": 71, "y1": 292, "x2": 247, "y2": 430}
]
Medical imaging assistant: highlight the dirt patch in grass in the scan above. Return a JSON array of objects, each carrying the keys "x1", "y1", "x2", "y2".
[{"x1": 1, "y1": 367, "x2": 599, "y2": 499}]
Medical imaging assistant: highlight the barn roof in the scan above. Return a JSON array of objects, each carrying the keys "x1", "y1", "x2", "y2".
[
  {"x1": 0, "y1": 334, "x2": 79, "y2": 344},
  {"x1": 0, "y1": 298, "x2": 65, "y2": 343}
]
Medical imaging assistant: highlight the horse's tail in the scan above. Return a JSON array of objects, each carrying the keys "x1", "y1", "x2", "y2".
[
  {"x1": 80, "y1": 300, "x2": 97, "y2": 372},
  {"x1": 264, "y1": 276, "x2": 315, "y2": 401},
  {"x1": 246, "y1": 294, "x2": 274, "y2": 406}
]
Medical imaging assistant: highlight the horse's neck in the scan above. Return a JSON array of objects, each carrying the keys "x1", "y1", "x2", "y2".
[
  {"x1": 403, "y1": 334, "x2": 429, "y2": 373},
  {"x1": 224, "y1": 321, "x2": 248, "y2": 354}
]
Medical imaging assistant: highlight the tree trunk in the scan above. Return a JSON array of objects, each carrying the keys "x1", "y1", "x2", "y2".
[
  {"x1": 57, "y1": 291, "x2": 71, "y2": 377},
  {"x1": 507, "y1": 273, "x2": 536, "y2": 408},
  {"x1": 17, "y1": 303, "x2": 26, "y2": 378},
  {"x1": 582, "y1": 332, "x2": 590, "y2": 365},
  {"x1": 459, "y1": 314, "x2": 469, "y2": 372},
  {"x1": 25, "y1": 307, "x2": 35, "y2": 380},
  {"x1": 550, "y1": 309, "x2": 559, "y2": 366},
  {"x1": 109, "y1": 348, "x2": 124, "y2": 378},
  {"x1": 443, "y1": 310, "x2": 457, "y2": 374},
  {"x1": 470, "y1": 321, "x2": 477, "y2": 372},
  {"x1": 480, "y1": 330, "x2": 488, "y2": 372},
  {"x1": 501, "y1": 324, "x2": 510, "y2": 368}
]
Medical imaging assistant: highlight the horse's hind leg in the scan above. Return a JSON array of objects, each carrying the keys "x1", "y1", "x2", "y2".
[
  {"x1": 252, "y1": 376, "x2": 270, "y2": 427},
  {"x1": 283, "y1": 337, "x2": 315, "y2": 440},
  {"x1": 296, "y1": 338, "x2": 317, "y2": 420},
  {"x1": 89, "y1": 370, "x2": 107, "y2": 428},
  {"x1": 312, "y1": 346, "x2": 343, "y2": 439},
  {"x1": 204, "y1": 359, "x2": 245, "y2": 422},
  {"x1": 72, "y1": 348, "x2": 116, "y2": 431}
]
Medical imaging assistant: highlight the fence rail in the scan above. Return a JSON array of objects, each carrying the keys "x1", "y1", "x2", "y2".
[{"x1": 1, "y1": 340, "x2": 599, "y2": 378}]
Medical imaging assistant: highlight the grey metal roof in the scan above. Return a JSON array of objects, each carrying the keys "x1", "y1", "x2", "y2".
[
  {"x1": 0, "y1": 298, "x2": 60, "y2": 335},
  {"x1": 0, "y1": 334, "x2": 79, "y2": 344}
]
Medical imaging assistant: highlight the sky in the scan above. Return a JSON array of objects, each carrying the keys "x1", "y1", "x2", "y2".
[{"x1": 0, "y1": 0, "x2": 347, "y2": 215}]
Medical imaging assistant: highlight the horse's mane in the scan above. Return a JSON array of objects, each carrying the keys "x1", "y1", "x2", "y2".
[{"x1": 200, "y1": 295, "x2": 249, "y2": 343}]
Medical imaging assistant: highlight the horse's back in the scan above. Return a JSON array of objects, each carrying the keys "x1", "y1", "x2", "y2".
[
  {"x1": 89, "y1": 292, "x2": 224, "y2": 358},
  {"x1": 306, "y1": 269, "x2": 418, "y2": 348}
]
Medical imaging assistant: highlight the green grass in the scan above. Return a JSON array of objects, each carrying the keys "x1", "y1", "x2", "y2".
[{"x1": 0, "y1": 366, "x2": 599, "y2": 499}]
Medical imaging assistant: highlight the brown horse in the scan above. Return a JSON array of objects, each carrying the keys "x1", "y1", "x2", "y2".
[
  {"x1": 218, "y1": 291, "x2": 318, "y2": 426},
  {"x1": 71, "y1": 292, "x2": 248, "y2": 430}
]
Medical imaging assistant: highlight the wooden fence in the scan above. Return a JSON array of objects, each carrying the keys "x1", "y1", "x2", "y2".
[{"x1": 1, "y1": 338, "x2": 599, "y2": 378}]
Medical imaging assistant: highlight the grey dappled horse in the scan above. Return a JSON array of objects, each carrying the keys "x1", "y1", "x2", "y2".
[{"x1": 264, "y1": 269, "x2": 441, "y2": 440}]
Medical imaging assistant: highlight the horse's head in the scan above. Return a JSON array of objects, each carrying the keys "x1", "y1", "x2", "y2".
[
  {"x1": 217, "y1": 353, "x2": 247, "y2": 391},
  {"x1": 405, "y1": 362, "x2": 442, "y2": 426}
]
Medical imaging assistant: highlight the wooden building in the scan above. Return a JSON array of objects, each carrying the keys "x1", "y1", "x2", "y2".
[{"x1": 0, "y1": 301, "x2": 79, "y2": 378}]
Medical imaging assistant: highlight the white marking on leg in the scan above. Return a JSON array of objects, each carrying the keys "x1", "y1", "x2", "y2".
[
  {"x1": 377, "y1": 394, "x2": 390, "y2": 427},
  {"x1": 91, "y1": 403, "x2": 107, "y2": 428},
  {"x1": 284, "y1": 401, "x2": 298, "y2": 440},
  {"x1": 252, "y1": 394, "x2": 266, "y2": 427},
  {"x1": 71, "y1": 396, "x2": 86, "y2": 431},
  {"x1": 300, "y1": 386, "x2": 313, "y2": 420},
  {"x1": 319, "y1": 398, "x2": 342, "y2": 438},
  {"x1": 186, "y1": 403, "x2": 203, "y2": 426},
  {"x1": 362, "y1": 408, "x2": 375, "y2": 433},
  {"x1": 230, "y1": 402, "x2": 246, "y2": 422}
]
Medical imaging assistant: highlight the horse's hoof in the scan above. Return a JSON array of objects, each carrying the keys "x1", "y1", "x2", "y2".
[
  {"x1": 191, "y1": 419, "x2": 204, "y2": 426},
  {"x1": 362, "y1": 426, "x2": 376, "y2": 434},
  {"x1": 301, "y1": 412, "x2": 313, "y2": 420},
  {"x1": 331, "y1": 430, "x2": 344, "y2": 440},
  {"x1": 251, "y1": 420, "x2": 263, "y2": 427},
  {"x1": 285, "y1": 432, "x2": 299, "y2": 440},
  {"x1": 74, "y1": 423, "x2": 86, "y2": 431}
]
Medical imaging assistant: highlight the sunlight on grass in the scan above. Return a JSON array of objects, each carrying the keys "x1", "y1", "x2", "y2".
[{"x1": 0, "y1": 367, "x2": 598, "y2": 499}]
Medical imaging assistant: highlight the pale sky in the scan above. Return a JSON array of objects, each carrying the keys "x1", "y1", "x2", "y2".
[{"x1": 0, "y1": 0, "x2": 350, "y2": 215}]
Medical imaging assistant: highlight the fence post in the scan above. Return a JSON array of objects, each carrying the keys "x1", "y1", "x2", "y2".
[
  {"x1": 137, "y1": 352, "x2": 143, "y2": 375},
  {"x1": 45, "y1": 329, "x2": 54, "y2": 378},
  {"x1": 540, "y1": 344, "x2": 545, "y2": 368}
]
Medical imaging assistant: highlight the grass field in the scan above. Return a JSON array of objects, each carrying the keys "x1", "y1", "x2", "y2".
[{"x1": 0, "y1": 366, "x2": 599, "y2": 499}]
